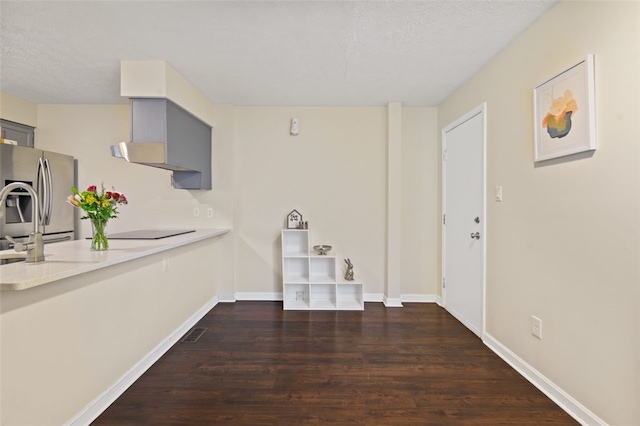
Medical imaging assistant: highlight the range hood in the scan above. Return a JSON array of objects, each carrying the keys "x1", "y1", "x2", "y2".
[
  {"x1": 111, "y1": 142, "x2": 195, "y2": 171},
  {"x1": 111, "y1": 98, "x2": 212, "y2": 190}
]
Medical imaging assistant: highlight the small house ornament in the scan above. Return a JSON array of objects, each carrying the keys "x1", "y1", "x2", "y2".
[{"x1": 287, "y1": 210, "x2": 303, "y2": 229}]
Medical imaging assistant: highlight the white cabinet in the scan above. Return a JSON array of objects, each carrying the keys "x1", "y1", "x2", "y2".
[{"x1": 282, "y1": 230, "x2": 363, "y2": 311}]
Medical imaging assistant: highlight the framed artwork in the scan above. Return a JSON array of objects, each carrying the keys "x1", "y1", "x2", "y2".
[{"x1": 533, "y1": 55, "x2": 596, "y2": 162}]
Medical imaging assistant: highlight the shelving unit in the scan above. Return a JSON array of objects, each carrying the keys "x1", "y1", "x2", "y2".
[{"x1": 282, "y1": 229, "x2": 364, "y2": 311}]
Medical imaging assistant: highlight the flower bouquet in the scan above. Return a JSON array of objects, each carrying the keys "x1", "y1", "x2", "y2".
[{"x1": 67, "y1": 184, "x2": 128, "y2": 251}]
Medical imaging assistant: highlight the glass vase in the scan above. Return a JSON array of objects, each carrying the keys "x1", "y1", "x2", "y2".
[{"x1": 90, "y1": 218, "x2": 109, "y2": 251}]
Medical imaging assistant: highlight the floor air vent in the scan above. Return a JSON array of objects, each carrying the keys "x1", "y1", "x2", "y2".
[{"x1": 181, "y1": 327, "x2": 208, "y2": 343}]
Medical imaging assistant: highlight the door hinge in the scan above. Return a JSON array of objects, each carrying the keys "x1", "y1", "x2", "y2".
[
  {"x1": 442, "y1": 277, "x2": 446, "y2": 288},
  {"x1": 443, "y1": 214, "x2": 446, "y2": 225}
]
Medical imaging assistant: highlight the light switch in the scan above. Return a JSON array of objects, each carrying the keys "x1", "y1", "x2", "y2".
[{"x1": 495, "y1": 186, "x2": 503, "y2": 202}]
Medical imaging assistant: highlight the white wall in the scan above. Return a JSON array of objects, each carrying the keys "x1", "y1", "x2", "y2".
[
  {"x1": 211, "y1": 105, "x2": 238, "y2": 301},
  {"x1": 438, "y1": 1, "x2": 639, "y2": 424},
  {"x1": 1, "y1": 239, "x2": 219, "y2": 425},
  {"x1": 234, "y1": 107, "x2": 388, "y2": 296},
  {"x1": 35, "y1": 104, "x2": 232, "y2": 235},
  {"x1": 6, "y1": 97, "x2": 440, "y2": 304},
  {"x1": 402, "y1": 107, "x2": 439, "y2": 298},
  {"x1": 0, "y1": 92, "x2": 38, "y2": 127},
  {"x1": 34, "y1": 100, "x2": 238, "y2": 325},
  {"x1": 231, "y1": 106, "x2": 439, "y2": 300},
  {"x1": 0, "y1": 96, "x2": 236, "y2": 424},
  {"x1": 5, "y1": 97, "x2": 441, "y2": 303}
]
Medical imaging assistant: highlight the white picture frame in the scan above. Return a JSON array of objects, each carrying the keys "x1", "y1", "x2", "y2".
[{"x1": 533, "y1": 54, "x2": 596, "y2": 162}]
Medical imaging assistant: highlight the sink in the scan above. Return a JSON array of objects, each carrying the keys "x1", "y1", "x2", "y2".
[{"x1": 0, "y1": 253, "x2": 27, "y2": 265}]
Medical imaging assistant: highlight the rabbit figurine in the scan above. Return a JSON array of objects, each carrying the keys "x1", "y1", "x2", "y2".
[{"x1": 344, "y1": 258, "x2": 354, "y2": 281}]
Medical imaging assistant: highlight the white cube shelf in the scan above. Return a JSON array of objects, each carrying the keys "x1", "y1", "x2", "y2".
[
  {"x1": 283, "y1": 283, "x2": 310, "y2": 310},
  {"x1": 282, "y1": 229, "x2": 309, "y2": 257},
  {"x1": 283, "y1": 257, "x2": 309, "y2": 283},
  {"x1": 310, "y1": 283, "x2": 337, "y2": 310},
  {"x1": 282, "y1": 230, "x2": 363, "y2": 311},
  {"x1": 310, "y1": 255, "x2": 335, "y2": 283},
  {"x1": 337, "y1": 281, "x2": 364, "y2": 310}
]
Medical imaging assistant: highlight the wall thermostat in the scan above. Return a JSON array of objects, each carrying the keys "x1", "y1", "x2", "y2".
[{"x1": 290, "y1": 117, "x2": 299, "y2": 136}]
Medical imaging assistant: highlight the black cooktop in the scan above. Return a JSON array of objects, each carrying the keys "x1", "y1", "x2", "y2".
[{"x1": 105, "y1": 229, "x2": 196, "y2": 240}]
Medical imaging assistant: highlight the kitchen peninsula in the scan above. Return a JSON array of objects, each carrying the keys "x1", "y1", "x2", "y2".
[
  {"x1": 0, "y1": 228, "x2": 229, "y2": 290},
  {"x1": 1, "y1": 228, "x2": 230, "y2": 426}
]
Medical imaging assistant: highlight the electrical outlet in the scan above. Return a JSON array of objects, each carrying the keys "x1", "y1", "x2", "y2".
[
  {"x1": 295, "y1": 291, "x2": 305, "y2": 301},
  {"x1": 193, "y1": 206, "x2": 200, "y2": 218},
  {"x1": 207, "y1": 207, "x2": 214, "y2": 218},
  {"x1": 531, "y1": 315, "x2": 542, "y2": 339},
  {"x1": 162, "y1": 257, "x2": 169, "y2": 272}
]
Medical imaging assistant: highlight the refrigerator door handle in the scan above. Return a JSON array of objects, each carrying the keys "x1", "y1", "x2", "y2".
[
  {"x1": 44, "y1": 158, "x2": 53, "y2": 225},
  {"x1": 37, "y1": 157, "x2": 47, "y2": 227},
  {"x1": 36, "y1": 158, "x2": 46, "y2": 226}
]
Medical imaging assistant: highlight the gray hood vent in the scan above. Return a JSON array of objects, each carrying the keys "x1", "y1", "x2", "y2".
[
  {"x1": 111, "y1": 142, "x2": 195, "y2": 171},
  {"x1": 111, "y1": 98, "x2": 212, "y2": 190}
]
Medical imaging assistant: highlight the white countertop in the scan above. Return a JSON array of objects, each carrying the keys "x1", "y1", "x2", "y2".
[{"x1": 0, "y1": 228, "x2": 230, "y2": 291}]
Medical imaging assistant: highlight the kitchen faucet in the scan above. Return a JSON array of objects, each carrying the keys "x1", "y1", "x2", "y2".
[{"x1": 0, "y1": 182, "x2": 45, "y2": 263}]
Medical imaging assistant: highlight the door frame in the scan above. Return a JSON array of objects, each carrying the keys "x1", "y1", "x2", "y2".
[{"x1": 441, "y1": 102, "x2": 487, "y2": 338}]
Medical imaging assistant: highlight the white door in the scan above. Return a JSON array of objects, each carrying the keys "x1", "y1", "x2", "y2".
[{"x1": 442, "y1": 104, "x2": 485, "y2": 337}]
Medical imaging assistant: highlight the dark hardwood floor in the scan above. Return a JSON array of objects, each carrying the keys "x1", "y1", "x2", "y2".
[{"x1": 93, "y1": 302, "x2": 577, "y2": 425}]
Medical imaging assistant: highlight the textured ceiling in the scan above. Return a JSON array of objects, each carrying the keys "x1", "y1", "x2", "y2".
[{"x1": 0, "y1": 1, "x2": 557, "y2": 107}]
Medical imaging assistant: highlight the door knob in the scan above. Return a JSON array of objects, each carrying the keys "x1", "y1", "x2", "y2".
[{"x1": 470, "y1": 232, "x2": 480, "y2": 240}]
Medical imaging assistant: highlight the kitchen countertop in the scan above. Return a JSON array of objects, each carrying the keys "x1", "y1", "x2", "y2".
[{"x1": 0, "y1": 228, "x2": 230, "y2": 291}]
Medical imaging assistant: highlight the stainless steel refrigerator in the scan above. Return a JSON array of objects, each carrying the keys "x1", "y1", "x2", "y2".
[{"x1": 0, "y1": 144, "x2": 75, "y2": 250}]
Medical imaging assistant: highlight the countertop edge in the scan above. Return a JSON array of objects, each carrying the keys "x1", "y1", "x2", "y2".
[{"x1": 1, "y1": 228, "x2": 230, "y2": 291}]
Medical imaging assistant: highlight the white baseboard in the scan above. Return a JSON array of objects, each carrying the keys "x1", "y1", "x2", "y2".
[
  {"x1": 380, "y1": 294, "x2": 441, "y2": 306},
  {"x1": 364, "y1": 293, "x2": 384, "y2": 302},
  {"x1": 235, "y1": 292, "x2": 282, "y2": 301},
  {"x1": 483, "y1": 332, "x2": 607, "y2": 426},
  {"x1": 231, "y1": 292, "x2": 440, "y2": 306},
  {"x1": 66, "y1": 296, "x2": 219, "y2": 426},
  {"x1": 383, "y1": 296, "x2": 403, "y2": 307},
  {"x1": 217, "y1": 292, "x2": 237, "y2": 303},
  {"x1": 400, "y1": 294, "x2": 438, "y2": 303}
]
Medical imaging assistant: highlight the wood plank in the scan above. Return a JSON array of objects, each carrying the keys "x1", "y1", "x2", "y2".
[{"x1": 92, "y1": 302, "x2": 577, "y2": 425}]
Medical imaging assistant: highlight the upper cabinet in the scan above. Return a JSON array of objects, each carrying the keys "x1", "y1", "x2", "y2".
[{"x1": 0, "y1": 119, "x2": 34, "y2": 147}]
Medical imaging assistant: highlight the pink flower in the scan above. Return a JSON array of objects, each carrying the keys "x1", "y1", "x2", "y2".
[{"x1": 87, "y1": 185, "x2": 97, "y2": 193}]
